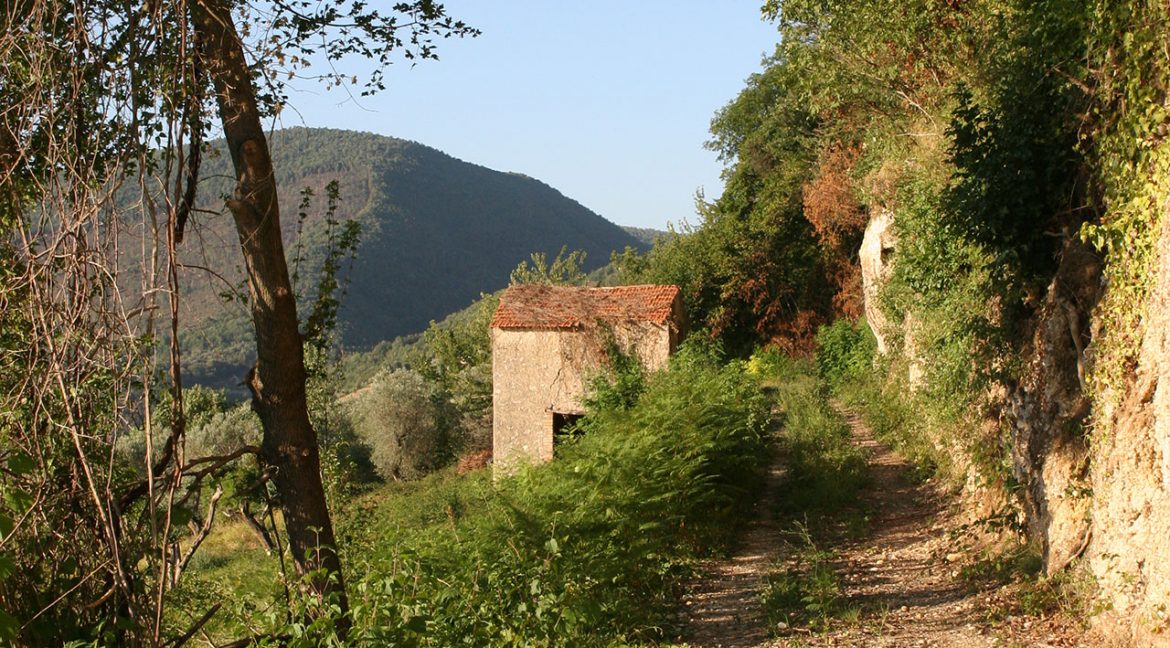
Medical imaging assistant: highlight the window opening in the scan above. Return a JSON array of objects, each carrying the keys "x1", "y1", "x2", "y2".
[{"x1": 552, "y1": 412, "x2": 585, "y2": 454}]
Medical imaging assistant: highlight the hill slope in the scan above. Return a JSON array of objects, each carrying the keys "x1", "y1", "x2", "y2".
[{"x1": 178, "y1": 127, "x2": 642, "y2": 387}]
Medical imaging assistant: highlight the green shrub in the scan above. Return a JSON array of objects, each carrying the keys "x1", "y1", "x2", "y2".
[
  {"x1": 745, "y1": 344, "x2": 799, "y2": 378},
  {"x1": 814, "y1": 320, "x2": 876, "y2": 387},
  {"x1": 186, "y1": 403, "x2": 262, "y2": 458},
  {"x1": 582, "y1": 337, "x2": 647, "y2": 413}
]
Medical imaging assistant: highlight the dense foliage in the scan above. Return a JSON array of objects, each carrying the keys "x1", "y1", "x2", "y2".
[
  {"x1": 615, "y1": 0, "x2": 1164, "y2": 501},
  {"x1": 621, "y1": 0, "x2": 1111, "y2": 369},
  {"x1": 183, "y1": 343, "x2": 769, "y2": 645},
  {"x1": 1081, "y1": 1, "x2": 1170, "y2": 403}
]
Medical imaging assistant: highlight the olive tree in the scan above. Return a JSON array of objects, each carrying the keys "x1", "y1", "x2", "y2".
[{"x1": 353, "y1": 369, "x2": 459, "y2": 482}]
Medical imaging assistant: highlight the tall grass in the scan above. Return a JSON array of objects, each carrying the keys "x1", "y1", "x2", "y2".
[
  {"x1": 832, "y1": 366, "x2": 948, "y2": 482},
  {"x1": 814, "y1": 319, "x2": 952, "y2": 482},
  {"x1": 750, "y1": 349, "x2": 868, "y2": 515},
  {"x1": 747, "y1": 349, "x2": 868, "y2": 634}
]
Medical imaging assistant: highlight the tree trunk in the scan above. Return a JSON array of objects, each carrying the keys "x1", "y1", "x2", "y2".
[{"x1": 190, "y1": 0, "x2": 348, "y2": 623}]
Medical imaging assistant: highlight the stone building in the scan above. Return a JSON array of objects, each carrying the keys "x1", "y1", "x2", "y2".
[{"x1": 490, "y1": 284, "x2": 685, "y2": 474}]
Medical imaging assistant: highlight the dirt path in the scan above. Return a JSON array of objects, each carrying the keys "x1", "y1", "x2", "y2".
[
  {"x1": 681, "y1": 455, "x2": 787, "y2": 647},
  {"x1": 683, "y1": 402, "x2": 1089, "y2": 648},
  {"x1": 778, "y1": 406, "x2": 992, "y2": 647}
]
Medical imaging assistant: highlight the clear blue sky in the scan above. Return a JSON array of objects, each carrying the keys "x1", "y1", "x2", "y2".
[{"x1": 277, "y1": 2, "x2": 780, "y2": 231}]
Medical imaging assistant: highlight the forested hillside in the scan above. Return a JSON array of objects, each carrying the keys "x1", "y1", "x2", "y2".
[
  {"x1": 621, "y1": 225, "x2": 670, "y2": 246},
  {"x1": 180, "y1": 127, "x2": 643, "y2": 387}
]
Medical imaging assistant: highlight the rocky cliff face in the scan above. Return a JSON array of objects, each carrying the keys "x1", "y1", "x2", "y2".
[
  {"x1": 859, "y1": 208, "x2": 1170, "y2": 643},
  {"x1": 859, "y1": 210, "x2": 896, "y2": 356},
  {"x1": 1087, "y1": 217, "x2": 1170, "y2": 642},
  {"x1": 858, "y1": 210, "x2": 925, "y2": 389},
  {"x1": 1007, "y1": 236, "x2": 1100, "y2": 576}
]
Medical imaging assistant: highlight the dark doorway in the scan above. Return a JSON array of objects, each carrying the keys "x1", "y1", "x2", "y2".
[{"x1": 553, "y1": 412, "x2": 585, "y2": 453}]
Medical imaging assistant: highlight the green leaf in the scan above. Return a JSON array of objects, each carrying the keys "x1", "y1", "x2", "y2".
[
  {"x1": 2, "y1": 490, "x2": 31, "y2": 514},
  {"x1": 170, "y1": 507, "x2": 192, "y2": 527},
  {"x1": 404, "y1": 615, "x2": 428, "y2": 633},
  {"x1": 0, "y1": 607, "x2": 18, "y2": 642},
  {"x1": 6, "y1": 452, "x2": 34, "y2": 476}
]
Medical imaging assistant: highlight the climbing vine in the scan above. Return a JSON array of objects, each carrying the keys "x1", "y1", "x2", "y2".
[{"x1": 1081, "y1": 1, "x2": 1170, "y2": 409}]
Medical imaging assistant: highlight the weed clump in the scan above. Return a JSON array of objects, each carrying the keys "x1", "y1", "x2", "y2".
[{"x1": 762, "y1": 525, "x2": 856, "y2": 633}]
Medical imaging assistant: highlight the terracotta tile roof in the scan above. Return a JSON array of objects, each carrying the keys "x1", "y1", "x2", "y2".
[{"x1": 490, "y1": 284, "x2": 680, "y2": 330}]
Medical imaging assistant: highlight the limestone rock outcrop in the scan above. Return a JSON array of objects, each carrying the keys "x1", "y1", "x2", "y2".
[
  {"x1": 1007, "y1": 236, "x2": 1100, "y2": 577},
  {"x1": 859, "y1": 209, "x2": 897, "y2": 355},
  {"x1": 1088, "y1": 217, "x2": 1170, "y2": 642}
]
